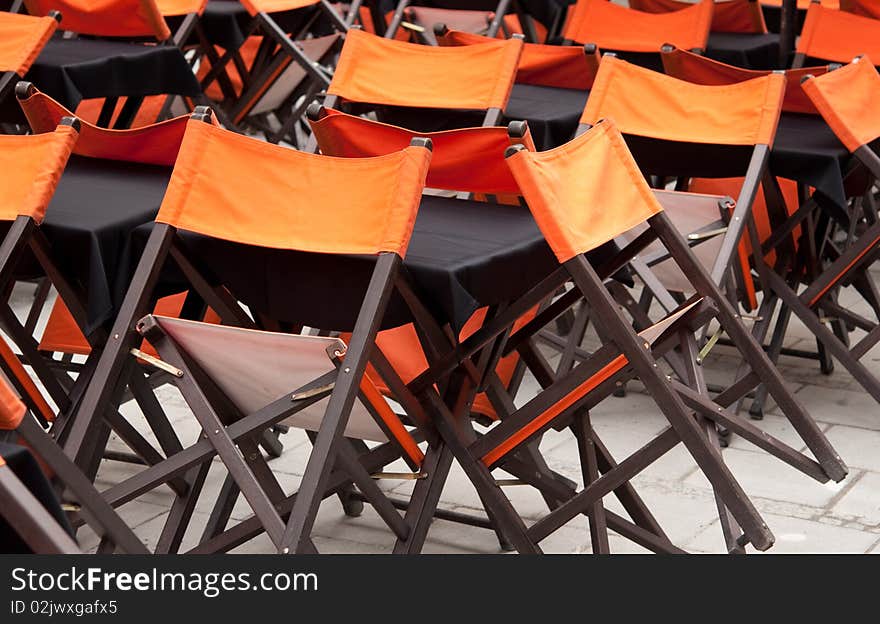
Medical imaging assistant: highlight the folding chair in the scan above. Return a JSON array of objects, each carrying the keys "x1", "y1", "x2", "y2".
[
  {"x1": 793, "y1": 1, "x2": 880, "y2": 67},
  {"x1": 561, "y1": 0, "x2": 713, "y2": 69},
  {"x1": 194, "y1": 0, "x2": 349, "y2": 134},
  {"x1": 660, "y1": 45, "x2": 839, "y2": 415},
  {"x1": 308, "y1": 106, "x2": 593, "y2": 550},
  {"x1": 20, "y1": 0, "x2": 205, "y2": 128},
  {"x1": 749, "y1": 57, "x2": 880, "y2": 409},
  {"x1": 9, "y1": 85, "x2": 206, "y2": 502},
  {"x1": 580, "y1": 54, "x2": 785, "y2": 308},
  {"x1": 314, "y1": 28, "x2": 523, "y2": 142},
  {"x1": 0, "y1": 124, "x2": 147, "y2": 554},
  {"x1": 559, "y1": 57, "x2": 851, "y2": 544},
  {"x1": 382, "y1": 117, "x2": 843, "y2": 554},
  {"x1": 65, "y1": 109, "x2": 437, "y2": 553},
  {"x1": 0, "y1": 9, "x2": 57, "y2": 129}
]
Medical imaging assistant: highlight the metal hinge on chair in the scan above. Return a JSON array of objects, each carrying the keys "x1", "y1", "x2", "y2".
[
  {"x1": 688, "y1": 225, "x2": 729, "y2": 241},
  {"x1": 696, "y1": 326, "x2": 724, "y2": 364},
  {"x1": 130, "y1": 348, "x2": 183, "y2": 378},
  {"x1": 400, "y1": 21, "x2": 425, "y2": 33},
  {"x1": 370, "y1": 472, "x2": 428, "y2": 480},
  {"x1": 494, "y1": 479, "x2": 528, "y2": 486},
  {"x1": 292, "y1": 382, "x2": 335, "y2": 401}
]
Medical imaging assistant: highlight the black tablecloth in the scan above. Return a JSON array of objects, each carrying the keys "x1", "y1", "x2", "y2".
[
  {"x1": 504, "y1": 83, "x2": 587, "y2": 150},
  {"x1": 770, "y1": 113, "x2": 851, "y2": 215},
  {"x1": 132, "y1": 194, "x2": 561, "y2": 333},
  {"x1": 202, "y1": 1, "x2": 256, "y2": 50},
  {"x1": 25, "y1": 39, "x2": 201, "y2": 111},
  {"x1": 20, "y1": 156, "x2": 173, "y2": 335},
  {"x1": 705, "y1": 32, "x2": 780, "y2": 70},
  {"x1": 0, "y1": 442, "x2": 72, "y2": 554}
]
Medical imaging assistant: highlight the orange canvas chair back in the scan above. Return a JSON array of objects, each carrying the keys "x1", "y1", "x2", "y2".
[
  {"x1": 797, "y1": 3, "x2": 880, "y2": 63},
  {"x1": 0, "y1": 122, "x2": 77, "y2": 225},
  {"x1": 630, "y1": 0, "x2": 767, "y2": 33},
  {"x1": 23, "y1": 0, "x2": 172, "y2": 40},
  {"x1": 841, "y1": 0, "x2": 880, "y2": 19},
  {"x1": 506, "y1": 118, "x2": 663, "y2": 263},
  {"x1": 19, "y1": 86, "x2": 190, "y2": 167},
  {"x1": 801, "y1": 56, "x2": 880, "y2": 153},
  {"x1": 0, "y1": 12, "x2": 58, "y2": 77},
  {"x1": 309, "y1": 107, "x2": 532, "y2": 196},
  {"x1": 157, "y1": 115, "x2": 430, "y2": 257},
  {"x1": 661, "y1": 46, "x2": 825, "y2": 114},
  {"x1": 437, "y1": 28, "x2": 601, "y2": 90},
  {"x1": 327, "y1": 29, "x2": 522, "y2": 111},
  {"x1": 582, "y1": 54, "x2": 784, "y2": 148},
  {"x1": 563, "y1": 0, "x2": 713, "y2": 52}
]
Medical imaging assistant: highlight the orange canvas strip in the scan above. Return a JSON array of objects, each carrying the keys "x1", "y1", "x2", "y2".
[
  {"x1": 841, "y1": 0, "x2": 880, "y2": 19},
  {"x1": 329, "y1": 29, "x2": 522, "y2": 111},
  {"x1": 0, "y1": 125, "x2": 77, "y2": 224},
  {"x1": 797, "y1": 4, "x2": 880, "y2": 63},
  {"x1": 0, "y1": 12, "x2": 57, "y2": 75},
  {"x1": 808, "y1": 231, "x2": 880, "y2": 308},
  {"x1": 582, "y1": 55, "x2": 785, "y2": 146},
  {"x1": 240, "y1": 0, "x2": 321, "y2": 16},
  {"x1": 661, "y1": 46, "x2": 825, "y2": 115},
  {"x1": 0, "y1": 338, "x2": 53, "y2": 427},
  {"x1": 24, "y1": 0, "x2": 171, "y2": 40},
  {"x1": 154, "y1": 0, "x2": 207, "y2": 16},
  {"x1": 20, "y1": 90, "x2": 189, "y2": 167},
  {"x1": 802, "y1": 57, "x2": 880, "y2": 153},
  {"x1": 156, "y1": 119, "x2": 430, "y2": 256},
  {"x1": 0, "y1": 374, "x2": 26, "y2": 432},
  {"x1": 481, "y1": 354, "x2": 628, "y2": 466},
  {"x1": 630, "y1": 0, "x2": 766, "y2": 33},
  {"x1": 310, "y1": 108, "x2": 531, "y2": 196},
  {"x1": 506, "y1": 119, "x2": 664, "y2": 263},
  {"x1": 564, "y1": 0, "x2": 713, "y2": 52},
  {"x1": 357, "y1": 377, "x2": 424, "y2": 467},
  {"x1": 438, "y1": 29, "x2": 599, "y2": 90}
]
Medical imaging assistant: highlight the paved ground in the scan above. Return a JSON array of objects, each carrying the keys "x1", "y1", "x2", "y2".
[{"x1": 13, "y1": 277, "x2": 880, "y2": 555}]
